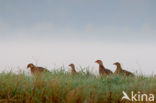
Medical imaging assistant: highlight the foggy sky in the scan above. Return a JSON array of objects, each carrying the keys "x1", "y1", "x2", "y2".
[{"x1": 0, "y1": 0, "x2": 156, "y2": 42}]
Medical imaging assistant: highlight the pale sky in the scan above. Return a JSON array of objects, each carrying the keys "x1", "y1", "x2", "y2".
[{"x1": 0, "y1": 0, "x2": 156, "y2": 75}]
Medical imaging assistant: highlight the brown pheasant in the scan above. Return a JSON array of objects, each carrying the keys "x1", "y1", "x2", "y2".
[
  {"x1": 27, "y1": 63, "x2": 50, "y2": 75},
  {"x1": 95, "y1": 60, "x2": 113, "y2": 76},
  {"x1": 114, "y1": 62, "x2": 134, "y2": 76},
  {"x1": 69, "y1": 64, "x2": 77, "y2": 75}
]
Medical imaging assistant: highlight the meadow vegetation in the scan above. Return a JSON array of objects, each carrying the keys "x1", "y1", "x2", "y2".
[{"x1": 0, "y1": 70, "x2": 156, "y2": 103}]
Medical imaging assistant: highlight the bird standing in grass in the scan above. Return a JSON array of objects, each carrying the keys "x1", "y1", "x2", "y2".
[
  {"x1": 27, "y1": 63, "x2": 50, "y2": 75},
  {"x1": 114, "y1": 62, "x2": 134, "y2": 76},
  {"x1": 95, "y1": 60, "x2": 113, "y2": 76},
  {"x1": 69, "y1": 64, "x2": 77, "y2": 75}
]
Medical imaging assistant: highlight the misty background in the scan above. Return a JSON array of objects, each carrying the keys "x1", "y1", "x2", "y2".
[{"x1": 0, "y1": 0, "x2": 156, "y2": 75}]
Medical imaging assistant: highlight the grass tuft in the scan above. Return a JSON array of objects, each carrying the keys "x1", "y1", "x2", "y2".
[{"x1": 0, "y1": 70, "x2": 156, "y2": 103}]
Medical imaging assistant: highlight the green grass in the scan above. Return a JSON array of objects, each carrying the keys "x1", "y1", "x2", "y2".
[{"x1": 0, "y1": 70, "x2": 156, "y2": 103}]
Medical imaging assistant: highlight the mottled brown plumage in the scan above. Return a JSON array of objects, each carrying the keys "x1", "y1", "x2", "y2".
[
  {"x1": 95, "y1": 60, "x2": 113, "y2": 76},
  {"x1": 69, "y1": 64, "x2": 77, "y2": 75},
  {"x1": 114, "y1": 62, "x2": 134, "y2": 76},
  {"x1": 27, "y1": 63, "x2": 50, "y2": 75}
]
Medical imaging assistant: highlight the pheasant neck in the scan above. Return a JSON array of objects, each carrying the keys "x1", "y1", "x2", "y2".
[
  {"x1": 30, "y1": 66, "x2": 36, "y2": 74},
  {"x1": 99, "y1": 64, "x2": 105, "y2": 71},
  {"x1": 117, "y1": 65, "x2": 122, "y2": 70},
  {"x1": 72, "y1": 66, "x2": 76, "y2": 73}
]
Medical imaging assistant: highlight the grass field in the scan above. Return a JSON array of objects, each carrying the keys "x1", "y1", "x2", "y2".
[{"x1": 0, "y1": 70, "x2": 156, "y2": 103}]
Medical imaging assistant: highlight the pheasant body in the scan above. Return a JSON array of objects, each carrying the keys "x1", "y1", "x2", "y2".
[
  {"x1": 27, "y1": 63, "x2": 50, "y2": 75},
  {"x1": 69, "y1": 64, "x2": 77, "y2": 75},
  {"x1": 114, "y1": 62, "x2": 134, "y2": 76},
  {"x1": 96, "y1": 60, "x2": 113, "y2": 76}
]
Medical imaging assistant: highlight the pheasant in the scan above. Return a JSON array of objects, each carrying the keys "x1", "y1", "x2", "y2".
[
  {"x1": 114, "y1": 62, "x2": 134, "y2": 76},
  {"x1": 69, "y1": 64, "x2": 77, "y2": 75},
  {"x1": 27, "y1": 63, "x2": 50, "y2": 75},
  {"x1": 95, "y1": 60, "x2": 113, "y2": 76}
]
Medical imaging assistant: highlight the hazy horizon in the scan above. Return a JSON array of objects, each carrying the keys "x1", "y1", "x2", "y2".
[{"x1": 0, "y1": 41, "x2": 155, "y2": 75}]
